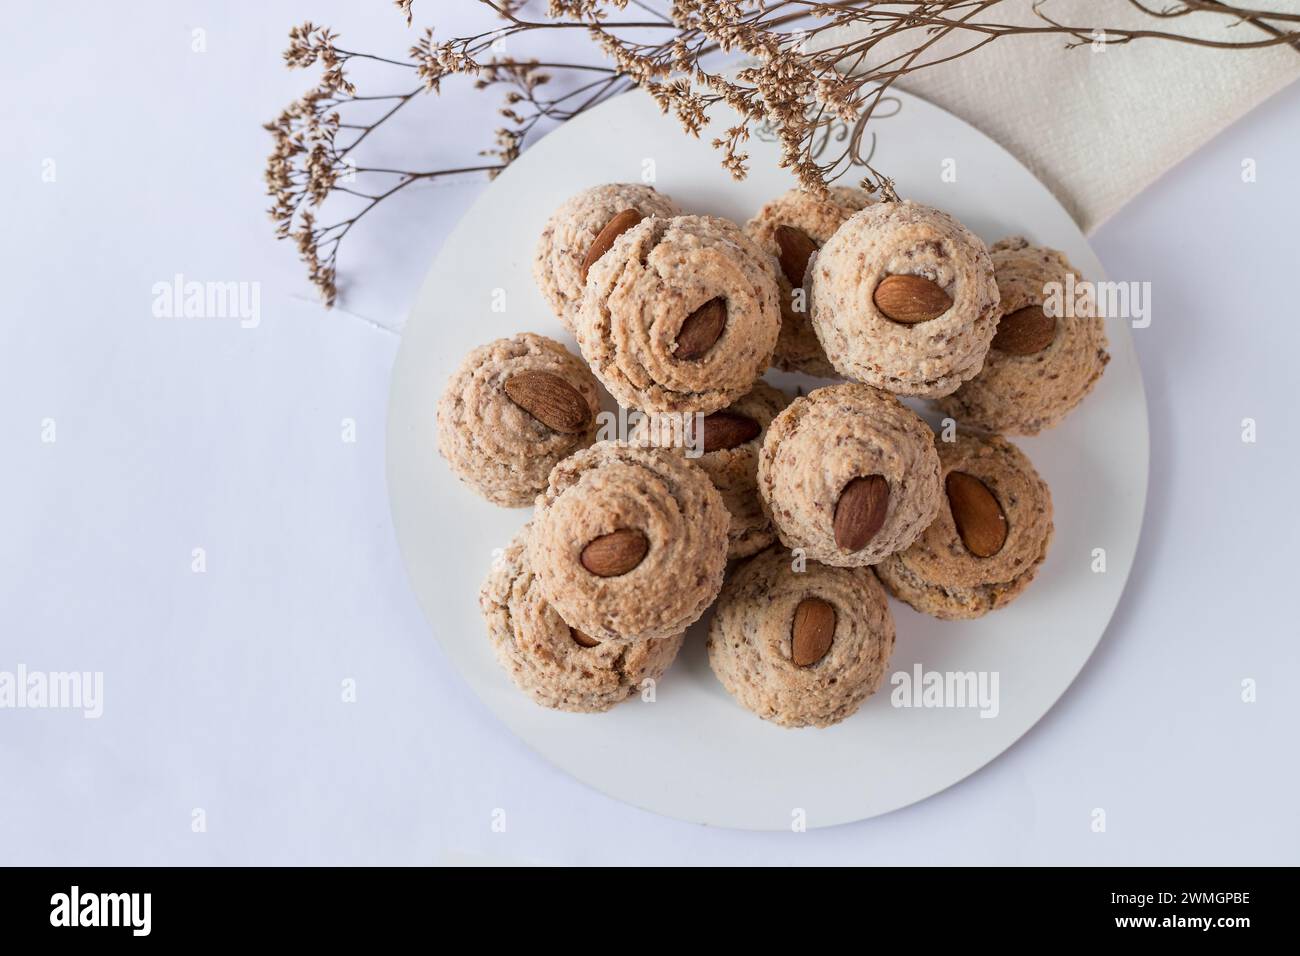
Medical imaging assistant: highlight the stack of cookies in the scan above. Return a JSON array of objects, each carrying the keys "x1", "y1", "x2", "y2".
[{"x1": 437, "y1": 182, "x2": 1109, "y2": 728}]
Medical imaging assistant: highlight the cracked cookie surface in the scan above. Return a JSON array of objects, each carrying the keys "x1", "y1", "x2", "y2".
[
  {"x1": 876, "y1": 430, "x2": 1053, "y2": 619},
  {"x1": 707, "y1": 546, "x2": 895, "y2": 728},
  {"x1": 757, "y1": 383, "x2": 942, "y2": 567},
  {"x1": 809, "y1": 200, "x2": 999, "y2": 397},
  {"x1": 436, "y1": 333, "x2": 600, "y2": 507},
  {"x1": 631, "y1": 381, "x2": 791, "y2": 559},
  {"x1": 745, "y1": 186, "x2": 874, "y2": 377},
  {"x1": 575, "y1": 214, "x2": 781, "y2": 414},
  {"x1": 480, "y1": 525, "x2": 684, "y2": 712},
  {"x1": 533, "y1": 183, "x2": 681, "y2": 332},
  {"x1": 933, "y1": 236, "x2": 1110, "y2": 434},
  {"x1": 528, "y1": 441, "x2": 729, "y2": 643}
]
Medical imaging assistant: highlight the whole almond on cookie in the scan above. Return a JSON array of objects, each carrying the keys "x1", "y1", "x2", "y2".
[
  {"x1": 791, "y1": 597, "x2": 836, "y2": 666},
  {"x1": 774, "y1": 225, "x2": 818, "y2": 287},
  {"x1": 675, "y1": 297, "x2": 727, "y2": 360},
  {"x1": 945, "y1": 472, "x2": 1008, "y2": 557},
  {"x1": 992, "y1": 304, "x2": 1056, "y2": 355},
  {"x1": 873, "y1": 274, "x2": 953, "y2": 325},
  {"x1": 833, "y1": 475, "x2": 890, "y2": 552},
  {"x1": 580, "y1": 208, "x2": 644, "y2": 284},
  {"x1": 699, "y1": 411, "x2": 762, "y2": 453},
  {"x1": 579, "y1": 528, "x2": 649, "y2": 577},
  {"x1": 503, "y1": 371, "x2": 591, "y2": 434}
]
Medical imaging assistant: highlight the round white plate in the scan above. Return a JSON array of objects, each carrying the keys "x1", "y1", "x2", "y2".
[{"x1": 387, "y1": 88, "x2": 1148, "y2": 830}]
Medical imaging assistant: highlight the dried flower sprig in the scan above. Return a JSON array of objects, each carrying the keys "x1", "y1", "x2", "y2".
[{"x1": 266, "y1": 1, "x2": 1298, "y2": 305}]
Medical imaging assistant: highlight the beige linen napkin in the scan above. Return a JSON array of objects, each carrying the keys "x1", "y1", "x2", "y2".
[{"x1": 816, "y1": 0, "x2": 1300, "y2": 232}]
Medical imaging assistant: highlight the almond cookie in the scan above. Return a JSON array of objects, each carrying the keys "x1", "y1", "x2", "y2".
[
  {"x1": 933, "y1": 237, "x2": 1110, "y2": 434},
  {"x1": 480, "y1": 526, "x2": 685, "y2": 712},
  {"x1": 575, "y1": 214, "x2": 781, "y2": 414},
  {"x1": 745, "y1": 186, "x2": 874, "y2": 377},
  {"x1": 528, "y1": 441, "x2": 729, "y2": 643},
  {"x1": 809, "y1": 200, "x2": 999, "y2": 397},
  {"x1": 533, "y1": 183, "x2": 682, "y2": 331},
  {"x1": 630, "y1": 381, "x2": 791, "y2": 559},
  {"x1": 876, "y1": 431, "x2": 1053, "y2": 619},
  {"x1": 436, "y1": 333, "x2": 601, "y2": 507},
  {"x1": 757, "y1": 383, "x2": 942, "y2": 567},
  {"x1": 707, "y1": 547, "x2": 895, "y2": 728}
]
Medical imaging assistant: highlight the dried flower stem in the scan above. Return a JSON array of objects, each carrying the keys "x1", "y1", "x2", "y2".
[{"x1": 266, "y1": 1, "x2": 1298, "y2": 305}]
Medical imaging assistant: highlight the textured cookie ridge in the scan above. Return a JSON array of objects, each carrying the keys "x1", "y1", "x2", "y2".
[
  {"x1": 809, "y1": 200, "x2": 999, "y2": 397},
  {"x1": 745, "y1": 186, "x2": 874, "y2": 377},
  {"x1": 707, "y1": 547, "x2": 896, "y2": 728},
  {"x1": 876, "y1": 430, "x2": 1053, "y2": 619},
  {"x1": 933, "y1": 236, "x2": 1110, "y2": 435},
  {"x1": 630, "y1": 381, "x2": 791, "y2": 559},
  {"x1": 757, "y1": 383, "x2": 942, "y2": 567},
  {"x1": 575, "y1": 214, "x2": 781, "y2": 414},
  {"x1": 533, "y1": 183, "x2": 681, "y2": 331},
  {"x1": 436, "y1": 333, "x2": 600, "y2": 507},
  {"x1": 480, "y1": 526, "x2": 684, "y2": 712},
  {"x1": 528, "y1": 440, "x2": 729, "y2": 643}
]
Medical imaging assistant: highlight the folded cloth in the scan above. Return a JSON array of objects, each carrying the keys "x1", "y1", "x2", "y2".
[{"x1": 815, "y1": 0, "x2": 1300, "y2": 232}]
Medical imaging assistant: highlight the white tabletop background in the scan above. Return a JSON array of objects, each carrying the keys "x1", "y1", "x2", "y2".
[{"x1": 2, "y1": 2, "x2": 1297, "y2": 865}]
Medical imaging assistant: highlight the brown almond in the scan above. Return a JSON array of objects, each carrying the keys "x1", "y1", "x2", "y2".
[
  {"x1": 833, "y1": 475, "x2": 890, "y2": 552},
  {"x1": 674, "y1": 297, "x2": 727, "y2": 361},
  {"x1": 699, "y1": 411, "x2": 761, "y2": 453},
  {"x1": 774, "y1": 225, "x2": 818, "y2": 287},
  {"x1": 945, "y1": 472, "x2": 1008, "y2": 557},
  {"x1": 579, "y1": 528, "x2": 649, "y2": 577},
  {"x1": 503, "y1": 371, "x2": 591, "y2": 434},
  {"x1": 873, "y1": 274, "x2": 953, "y2": 325},
  {"x1": 992, "y1": 304, "x2": 1056, "y2": 355},
  {"x1": 791, "y1": 597, "x2": 836, "y2": 667},
  {"x1": 570, "y1": 627, "x2": 601, "y2": 648},
  {"x1": 580, "y1": 208, "x2": 643, "y2": 284}
]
